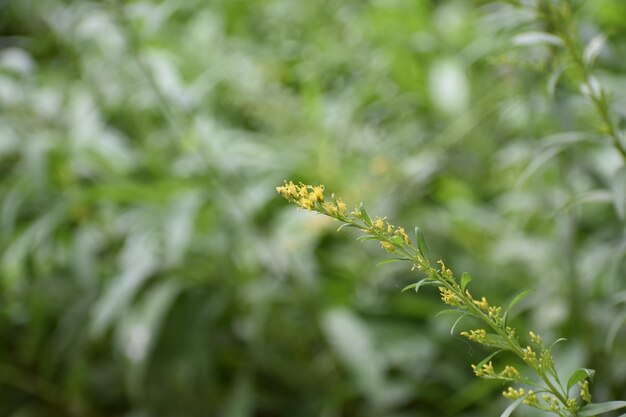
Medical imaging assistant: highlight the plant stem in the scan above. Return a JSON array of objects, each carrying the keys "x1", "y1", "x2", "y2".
[{"x1": 538, "y1": 0, "x2": 626, "y2": 163}]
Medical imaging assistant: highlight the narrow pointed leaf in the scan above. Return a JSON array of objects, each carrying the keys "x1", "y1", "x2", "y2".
[
  {"x1": 503, "y1": 290, "x2": 531, "y2": 325},
  {"x1": 500, "y1": 397, "x2": 525, "y2": 417},
  {"x1": 475, "y1": 350, "x2": 503, "y2": 370},
  {"x1": 612, "y1": 166, "x2": 626, "y2": 220},
  {"x1": 513, "y1": 31, "x2": 563, "y2": 47},
  {"x1": 376, "y1": 258, "x2": 408, "y2": 267},
  {"x1": 567, "y1": 368, "x2": 596, "y2": 392},
  {"x1": 450, "y1": 313, "x2": 469, "y2": 335},
  {"x1": 547, "y1": 62, "x2": 568, "y2": 96},
  {"x1": 415, "y1": 227, "x2": 429, "y2": 259},
  {"x1": 579, "y1": 401, "x2": 626, "y2": 417},
  {"x1": 549, "y1": 338, "x2": 567, "y2": 349},
  {"x1": 359, "y1": 205, "x2": 372, "y2": 226},
  {"x1": 337, "y1": 223, "x2": 360, "y2": 232},
  {"x1": 461, "y1": 272, "x2": 472, "y2": 291},
  {"x1": 435, "y1": 308, "x2": 465, "y2": 318},
  {"x1": 402, "y1": 278, "x2": 437, "y2": 293},
  {"x1": 583, "y1": 34, "x2": 606, "y2": 65}
]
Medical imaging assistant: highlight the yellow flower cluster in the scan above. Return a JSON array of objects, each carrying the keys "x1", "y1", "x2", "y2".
[
  {"x1": 276, "y1": 181, "x2": 348, "y2": 217},
  {"x1": 472, "y1": 361, "x2": 521, "y2": 381},
  {"x1": 461, "y1": 329, "x2": 487, "y2": 342},
  {"x1": 522, "y1": 346, "x2": 537, "y2": 362},
  {"x1": 523, "y1": 391, "x2": 539, "y2": 407},
  {"x1": 465, "y1": 292, "x2": 502, "y2": 324},
  {"x1": 540, "y1": 348, "x2": 555, "y2": 370},
  {"x1": 371, "y1": 217, "x2": 411, "y2": 244},
  {"x1": 276, "y1": 181, "x2": 325, "y2": 210},
  {"x1": 579, "y1": 380, "x2": 591, "y2": 403},
  {"x1": 529, "y1": 331, "x2": 543, "y2": 346},
  {"x1": 503, "y1": 386, "x2": 526, "y2": 400},
  {"x1": 472, "y1": 361, "x2": 495, "y2": 378},
  {"x1": 276, "y1": 181, "x2": 413, "y2": 256},
  {"x1": 373, "y1": 216, "x2": 385, "y2": 230},
  {"x1": 439, "y1": 287, "x2": 460, "y2": 306},
  {"x1": 501, "y1": 365, "x2": 520, "y2": 379},
  {"x1": 542, "y1": 394, "x2": 564, "y2": 413},
  {"x1": 380, "y1": 241, "x2": 395, "y2": 252},
  {"x1": 437, "y1": 260, "x2": 454, "y2": 281}
]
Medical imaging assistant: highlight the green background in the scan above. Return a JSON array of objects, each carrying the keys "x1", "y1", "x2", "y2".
[{"x1": 1, "y1": 0, "x2": 626, "y2": 416}]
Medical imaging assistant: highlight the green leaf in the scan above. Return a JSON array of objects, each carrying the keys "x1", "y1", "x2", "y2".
[
  {"x1": 391, "y1": 235, "x2": 404, "y2": 247},
  {"x1": 376, "y1": 258, "x2": 408, "y2": 267},
  {"x1": 401, "y1": 278, "x2": 437, "y2": 293},
  {"x1": 547, "y1": 61, "x2": 567, "y2": 96},
  {"x1": 483, "y1": 334, "x2": 510, "y2": 349},
  {"x1": 359, "y1": 205, "x2": 372, "y2": 226},
  {"x1": 502, "y1": 290, "x2": 530, "y2": 326},
  {"x1": 579, "y1": 401, "x2": 626, "y2": 417},
  {"x1": 460, "y1": 272, "x2": 472, "y2": 291},
  {"x1": 435, "y1": 308, "x2": 465, "y2": 318},
  {"x1": 567, "y1": 368, "x2": 595, "y2": 392},
  {"x1": 356, "y1": 235, "x2": 378, "y2": 242},
  {"x1": 337, "y1": 223, "x2": 359, "y2": 232},
  {"x1": 414, "y1": 227, "x2": 429, "y2": 259},
  {"x1": 612, "y1": 166, "x2": 626, "y2": 220},
  {"x1": 500, "y1": 397, "x2": 525, "y2": 417},
  {"x1": 512, "y1": 31, "x2": 563, "y2": 47},
  {"x1": 475, "y1": 350, "x2": 503, "y2": 370},
  {"x1": 549, "y1": 338, "x2": 567, "y2": 349},
  {"x1": 605, "y1": 310, "x2": 626, "y2": 351},
  {"x1": 450, "y1": 313, "x2": 469, "y2": 335},
  {"x1": 583, "y1": 34, "x2": 606, "y2": 66}
]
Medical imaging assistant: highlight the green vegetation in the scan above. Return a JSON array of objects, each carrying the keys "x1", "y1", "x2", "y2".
[{"x1": 1, "y1": 0, "x2": 626, "y2": 416}]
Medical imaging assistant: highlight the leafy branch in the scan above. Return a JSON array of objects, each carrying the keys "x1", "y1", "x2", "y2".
[
  {"x1": 277, "y1": 181, "x2": 626, "y2": 417},
  {"x1": 509, "y1": 0, "x2": 626, "y2": 163}
]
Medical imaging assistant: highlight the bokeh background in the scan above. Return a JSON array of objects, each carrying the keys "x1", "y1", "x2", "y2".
[{"x1": 1, "y1": 0, "x2": 626, "y2": 416}]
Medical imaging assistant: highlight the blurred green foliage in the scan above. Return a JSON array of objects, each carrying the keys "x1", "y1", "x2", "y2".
[{"x1": 1, "y1": 0, "x2": 626, "y2": 416}]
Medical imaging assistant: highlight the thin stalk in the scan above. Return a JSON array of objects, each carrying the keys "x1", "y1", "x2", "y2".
[{"x1": 537, "y1": 0, "x2": 626, "y2": 163}]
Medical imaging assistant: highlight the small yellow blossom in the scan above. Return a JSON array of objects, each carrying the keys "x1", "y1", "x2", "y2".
[
  {"x1": 506, "y1": 326, "x2": 516, "y2": 340},
  {"x1": 540, "y1": 348, "x2": 554, "y2": 370},
  {"x1": 579, "y1": 380, "x2": 591, "y2": 403},
  {"x1": 529, "y1": 331, "x2": 542, "y2": 345},
  {"x1": 437, "y1": 260, "x2": 454, "y2": 280},
  {"x1": 397, "y1": 227, "x2": 411, "y2": 244},
  {"x1": 488, "y1": 305, "x2": 502, "y2": 322},
  {"x1": 297, "y1": 184, "x2": 309, "y2": 198},
  {"x1": 522, "y1": 346, "x2": 536, "y2": 362},
  {"x1": 461, "y1": 329, "x2": 487, "y2": 342},
  {"x1": 503, "y1": 387, "x2": 526, "y2": 400},
  {"x1": 311, "y1": 185, "x2": 325, "y2": 202},
  {"x1": 299, "y1": 197, "x2": 314, "y2": 210},
  {"x1": 373, "y1": 216, "x2": 385, "y2": 231},
  {"x1": 276, "y1": 180, "x2": 297, "y2": 199},
  {"x1": 566, "y1": 398, "x2": 578, "y2": 412},
  {"x1": 381, "y1": 241, "x2": 394, "y2": 252},
  {"x1": 473, "y1": 296, "x2": 490, "y2": 311},
  {"x1": 523, "y1": 391, "x2": 539, "y2": 406},
  {"x1": 472, "y1": 361, "x2": 495, "y2": 378},
  {"x1": 439, "y1": 287, "x2": 460, "y2": 305},
  {"x1": 501, "y1": 365, "x2": 520, "y2": 379},
  {"x1": 336, "y1": 198, "x2": 347, "y2": 215},
  {"x1": 323, "y1": 202, "x2": 338, "y2": 216}
]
